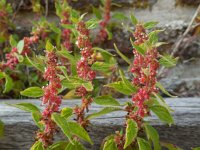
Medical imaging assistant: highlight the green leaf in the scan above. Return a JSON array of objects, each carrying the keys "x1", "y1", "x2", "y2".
[
  {"x1": 3, "y1": 74, "x2": 13, "y2": 93},
  {"x1": 119, "y1": 70, "x2": 137, "y2": 93},
  {"x1": 156, "y1": 82, "x2": 177, "y2": 97},
  {"x1": 91, "y1": 62, "x2": 115, "y2": 72},
  {"x1": 20, "y1": 87, "x2": 44, "y2": 98},
  {"x1": 32, "y1": 112, "x2": 44, "y2": 129},
  {"x1": 161, "y1": 142, "x2": 183, "y2": 150},
  {"x1": 48, "y1": 141, "x2": 69, "y2": 150},
  {"x1": 0, "y1": 72, "x2": 4, "y2": 80},
  {"x1": 0, "y1": 120, "x2": 4, "y2": 137},
  {"x1": 150, "y1": 105, "x2": 174, "y2": 125},
  {"x1": 50, "y1": 141, "x2": 69, "y2": 150},
  {"x1": 68, "y1": 121, "x2": 93, "y2": 144},
  {"x1": 153, "y1": 93, "x2": 173, "y2": 112},
  {"x1": 114, "y1": 43, "x2": 131, "y2": 65},
  {"x1": 124, "y1": 119, "x2": 138, "y2": 149},
  {"x1": 17, "y1": 40, "x2": 24, "y2": 54},
  {"x1": 86, "y1": 107, "x2": 122, "y2": 120},
  {"x1": 144, "y1": 21, "x2": 158, "y2": 29},
  {"x1": 57, "y1": 49, "x2": 75, "y2": 61},
  {"x1": 46, "y1": 40, "x2": 54, "y2": 52},
  {"x1": 112, "y1": 12, "x2": 128, "y2": 20},
  {"x1": 49, "y1": 24, "x2": 61, "y2": 34},
  {"x1": 85, "y1": 18, "x2": 99, "y2": 29},
  {"x1": 130, "y1": 38, "x2": 146, "y2": 55},
  {"x1": 9, "y1": 35, "x2": 17, "y2": 47},
  {"x1": 31, "y1": 141, "x2": 44, "y2": 150},
  {"x1": 144, "y1": 123, "x2": 161, "y2": 150},
  {"x1": 94, "y1": 95, "x2": 120, "y2": 106},
  {"x1": 103, "y1": 139, "x2": 117, "y2": 150},
  {"x1": 51, "y1": 113, "x2": 72, "y2": 141},
  {"x1": 61, "y1": 107, "x2": 73, "y2": 118},
  {"x1": 93, "y1": 47, "x2": 114, "y2": 62},
  {"x1": 26, "y1": 56, "x2": 45, "y2": 72},
  {"x1": 58, "y1": 66, "x2": 69, "y2": 79},
  {"x1": 148, "y1": 30, "x2": 163, "y2": 45},
  {"x1": 92, "y1": 6, "x2": 102, "y2": 19},
  {"x1": 137, "y1": 137, "x2": 151, "y2": 150},
  {"x1": 6, "y1": 102, "x2": 40, "y2": 113},
  {"x1": 130, "y1": 14, "x2": 138, "y2": 25},
  {"x1": 106, "y1": 81, "x2": 135, "y2": 95},
  {"x1": 159, "y1": 54, "x2": 178, "y2": 68},
  {"x1": 61, "y1": 77, "x2": 93, "y2": 91},
  {"x1": 65, "y1": 140, "x2": 85, "y2": 150},
  {"x1": 192, "y1": 148, "x2": 200, "y2": 150}
]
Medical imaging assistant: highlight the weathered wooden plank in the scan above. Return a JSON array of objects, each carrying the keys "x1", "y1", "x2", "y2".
[{"x1": 0, "y1": 98, "x2": 200, "y2": 149}]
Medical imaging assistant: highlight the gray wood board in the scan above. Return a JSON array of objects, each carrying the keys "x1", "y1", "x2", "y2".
[{"x1": 0, "y1": 98, "x2": 200, "y2": 149}]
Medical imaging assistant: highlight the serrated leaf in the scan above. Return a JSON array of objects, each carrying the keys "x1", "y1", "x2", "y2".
[
  {"x1": 94, "y1": 95, "x2": 120, "y2": 106},
  {"x1": 103, "y1": 139, "x2": 117, "y2": 150},
  {"x1": 20, "y1": 87, "x2": 43, "y2": 98},
  {"x1": 130, "y1": 38, "x2": 146, "y2": 55},
  {"x1": 137, "y1": 137, "x2": 151, "y2": 150},
  {"x1": 130, "y1": 14, "x2": 138, "y2": 25},
  {"x1": 61, "y1": 107, "x2": 73, "y2": 118},
  {"x1": 86, "y1": 107, "x2": 122, "y2": 120},
  {"x1": 5, "y1": 102, "x2": 40, "y2": 113},
  {"x1": 124, "y1": 119, "x2": 138, "y2": 149},
  {"x1": 150, "y1": 105, "x2": 174, "y2": 125},
  {"x1": 156, "y1": 82, "x2": 177, "y2": 97},
  {"x1": 114, "y1": 43, "x2": 131, "y2": 65},
  {"x1": 68, "y1": 121, "x2": 93, "y2": 144},
  {"x1": 144, "y1": 123, "x2": 161, "y2": 150},
  {"x1": 144, "y1": 21, "x2": 158, "y2": 29},
  {"x1": 31, "y1": 141, "x2": 44, "y2": 150},
  {"x1": 17, "y1": 40, "x2": 24, "y2": 54},
  {"x1": 65, "y1": 140, "x2": 85, "y2": 150},
  {"x1": 159, "y1": 55, "x2": 178, "y2": 68}
]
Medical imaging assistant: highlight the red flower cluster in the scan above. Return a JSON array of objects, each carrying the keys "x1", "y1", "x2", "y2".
[
  {"x1": 76, "y1": 21, "x2": 96, "y2": 81},
  {"x1": 37, "y1": 51, "x2": 61, "y2": 147},
  {"x1": 74, "y1": 21, "x2": 96, "y2": 128},
  {"x1": 3, "y1": 36, "x2": 38, "y2": 70},
  {"x1": 61, "y1": 11, "x2": 72, "y2": 51},
  {"x1": 130, "y1": 24, "x2": 159, "y2": 121},
  {"x1": 95, "y1": 0, "x2": 111, "y2": 43},
  {"x1": 4, "y1": 47, "x2": 18, "y2": 69}
]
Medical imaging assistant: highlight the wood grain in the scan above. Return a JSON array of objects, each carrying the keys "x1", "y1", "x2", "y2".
[{"x1": 0, "y1": 98, "x2": 200, "y2": 149}]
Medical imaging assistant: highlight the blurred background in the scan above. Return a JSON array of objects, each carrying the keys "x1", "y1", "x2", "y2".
[{"x1": 0, "y1": 0, "x2": 200, "y2": 99}]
